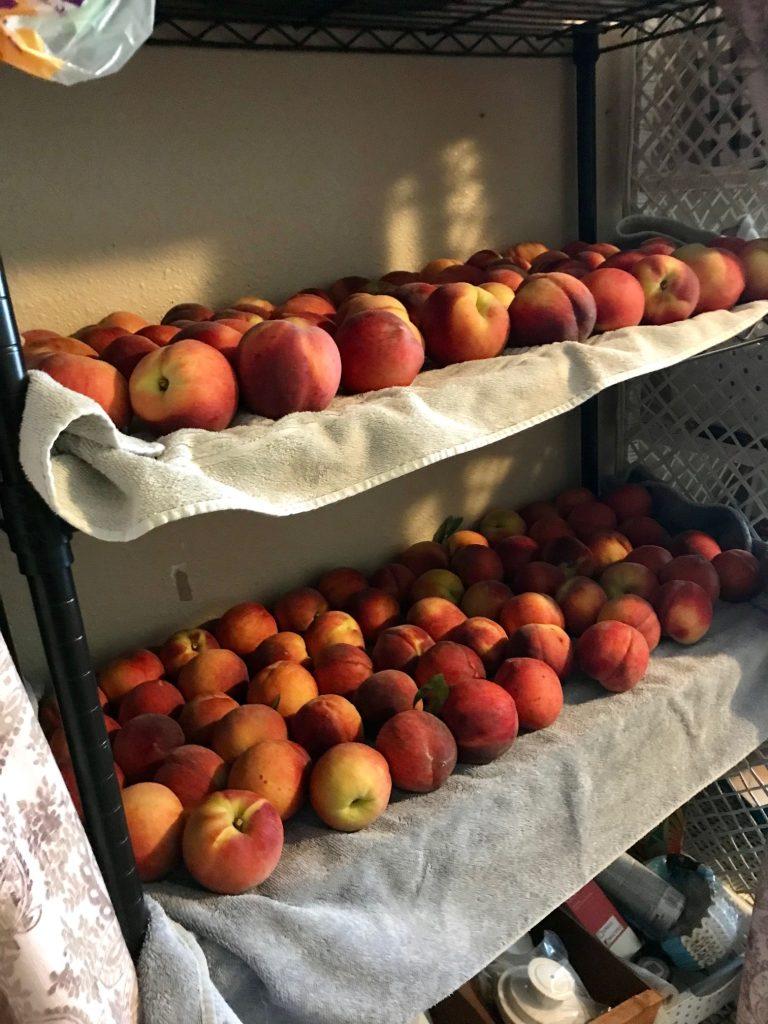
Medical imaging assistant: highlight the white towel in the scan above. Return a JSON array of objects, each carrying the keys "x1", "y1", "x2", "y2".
[{"x1": 19, "y1": 302, "x2": 768, "y2": 541}]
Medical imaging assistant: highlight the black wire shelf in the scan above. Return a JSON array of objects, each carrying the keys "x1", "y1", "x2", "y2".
[{"x1": 150, "y1": 1, "x2": 722, "y2": 57}]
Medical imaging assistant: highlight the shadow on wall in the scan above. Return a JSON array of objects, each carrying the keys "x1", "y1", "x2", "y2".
[{"x1": 1, "y1": 47, "x2": 574, "y2": 328}]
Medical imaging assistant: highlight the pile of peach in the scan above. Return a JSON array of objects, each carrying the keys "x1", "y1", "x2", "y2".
[
  {"x1": 40, "y1": 482, "x2": 763, "y2": 896},
  {"x1": 22, "y1": 235, "x2": 768, "y2": 432}
]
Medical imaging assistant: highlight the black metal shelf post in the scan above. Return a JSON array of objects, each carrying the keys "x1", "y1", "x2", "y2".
[{"x1": 0, "y1": 263, "x2": 148, "y2": 959}]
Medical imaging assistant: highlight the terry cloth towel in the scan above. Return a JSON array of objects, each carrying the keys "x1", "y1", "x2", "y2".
[
  {"x1": 139, "y1": 601, "x2": 768, "y2": 1024},
  {"x1": 19, "y1": 302, "x2": 768, "y2": 542}
]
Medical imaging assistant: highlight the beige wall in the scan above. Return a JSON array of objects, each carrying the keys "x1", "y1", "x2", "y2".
[{"x1": 0, "y1": 45, "x2": 628, "y2": 683}]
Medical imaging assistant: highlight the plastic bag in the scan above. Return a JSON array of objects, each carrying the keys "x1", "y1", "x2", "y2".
[{"x1": 0, "y1": 0, "x2": 154, "y2": 84}]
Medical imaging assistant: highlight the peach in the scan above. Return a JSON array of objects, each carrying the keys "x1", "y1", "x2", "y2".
[
  {"x1": 480, "y1": 281, "x2": 515, "y2": 307},
  {"x1": 495, "y1": 658, "x2": 563, "y2": 730},
  {"x1": 314, "y1": 643, "x2": 374, "y2": 696},
  {"x1": 228, "y1": 738, "x2": 311, "y2": 821},
  {"x1": 48, "y1": 726, "x2": 72, "y2": 763},
  {"x1": 407, "y1": 597, "x2": 467, "y2": 641},
  {"x1": 562, "y1": 241, "x2": 592, "y2": 256},
  {"x1": 420, "y1": 283, "x2": 509, "y2": 366},
  {"x1": 113, "y1": 713, "x2": 185, "y2": 783},
  {"x1": 328, "y1": 277, "x2": 370, "y2": 305},
  {"x1": 625, "y1": 545, "x2": 673, "y2": 574},
  {"x1": 420, "y1": 258, "x2": 461, "y2": 282},
  {"x1": 577, "y1": 621, "x2": 650, "y2": 691},
  {"x1": 654, "y1": 580, "x2": 713, "y2": 644},
  {"x1": 739, "y1": 239, "x2": 768, "y2": 301},
  {"x1": 354, "y1": 670, "x2": 422, "y2": 731},
  {"x1": 76, "y1": 324, "x2": 134, "y2": 354},
  {"x1": 336, "y1": 310, "x2": 424, "y2": 393},
  {"x1": 506, "y1": 623, "x2": 573, "y2": 680},
  {"x1": 179, "y1": 693, "x2": 239, "y2": 745},
  {"x1": 98, "y1": 648, "x2": 164, "y2": 704},
  {"x1": 604, "y1": 483, "x2": 653, "y2": 521},
  {"x1": 275, "y1": 292, "x2": 336, "y2": 318},
  {"x1": 467, "y1": 248, "x2": 502, "y2": 269},
  {"x1": 154, "y1": 744, "x2": 228, "y2": 808},
  {"x1": 445, "y1": 530, "x2": 489, "y2": 555},
  {"x1": 495, "y1": 535, "x2": 540, "y2": 578},
  {"x1": 586, "y1": 243, "x2": 620, "y2": 258},
  {"x1": 346, "y1": 588, "x2": 401, "y2": 641},
  {"x1": 396, "y1": 540, "x2": 449, "y2": 576},
  {"x1": 600, "y1": 562, "x2": 659, "y2": 602},
  {"x1": 603, "y1": 251, "x2": 646, "y2": 272},
  {"x1": 713, "y1": 549, "x2": 762, "y2": 602},
  {"x1": 98, "y1": 311, "x2": 148, "y2": 333},
  {"x1": 441, "y1": 679, "x2": 518, "y2": 764},
  {"x1": 413, "y1": 639, "x2": 485, "y2": 687},
  {"x1": 215, "y1": 318, "x2": 252, "y2": 336},
  {"x1": 159, "y1": 628, "x2": 219, "y2": 677},
  {"x1": 436, "y1": 264, "x2": 486, "y2": 285},
  {"x1": 370, "y1": 562, "x2": 417, "y2": 602},
  {"x1": 528, "y1": 516, "x2": 575, "y2": 546},
  {"x1": 236, "y1": 320, "x2": 340, "y2": 418},
  {"x1": 137, "y1": 324, "x2": 181, "y2": 345},
  {"x1": 337, "y1": 293, "x2": 409, "y2": 326},
  {"x1": 176, "y1": 648, "x2": 248, "y2": 701},
  {"x1": 512, "y1": 562, "x2": 567, "y2": 597},
  {"x1": 461, "y1": 580, "x2": 513, "y2": 620},
  {"x1": 632, "y1": 255, "x2": 700, "y2": 324},
  {"x1": 248, "y1": 661, "x2": 319, "y2": 718},
  {"x1": 567, "y1": 501, "x2": 618, "y2": 540},
  {"x1": 101, "y1": 334, "x2": 159, "y2": 378},
  {"x1": 541, "y1": 536, "x2": 596, "y2": 577},
  {"x1": 39, "y1": 352, "x2": 131, "y2": 430},
  {"x1": 447, "y1": 616, "x2": 509, "y2": 674},
  {"x1": 529, "y1": 250, "x2": 570, "y2": 273},
  {"x1": 310, "y1": 742, "x2": 392, "y2": 831},
  {"x1": 211, "y1": 704, "x2": 287, "y2": 763},
  {"x1": 215, "y1": 308, "x2": 267, "y2": 326},
  {"x1": 273, "y1": 587, "x2": 329, "y2": 632},
  {"x1": 305, "y1": 611, "x2": 365, "y2": 661},
  {"x1": 173, "y1": 320, "x2": 243, "y2": 364},
  {"x1": 371, "y1": 624, "x2": 434, "y2": 673},
  {"x1": 555, "y1": 487, "x2": 595, "y2": 518},
  {"x1": 478, "y1": 508, "x2": 526, "y2": 543},
  {"x1": 290, "y1": 694, "x2": 363, "y2": 757},
  {"x1": 619, "y1": 517, "x2": 671, "y2": 549},
  {"x1": 499, "y1": 592, "x2": 565, "y2": 634},
  {"x1": 38, "y1": 695, "x2": 62, "y2": 737},
  {"x1": 588, "y1": 531, "x2": 633, "y2": 573},
  {"x1": 508, "y1": 272, "x2": 596, "y2": 346},
  {"x1": 708, "y1": 236, "x2": 749, "y2": 256},
  {"x1": 484, "y1": 266, "x2": 527, "y2": 291},
  {"x1": 182, "y1": 790, "x2": 284, "y2": 894},
  {"x1": 556, "y1": 260, "x2": 589, "y2": 279},
  {"x1": 640, "y1": 237, "x2": 676, "y2": 256},
  {"x1": 376, "y1": 709, "x2": 456, "y2": 793},
  {"x1": 410, "y1": 569, "x2": 464, "y2": 605},
  {"x1": 659, "y1": 554, "x2": 720, "y2": 603},
  {"x1": 122, "y1": 782, "x2": 184, "y2": 882},
  {"x1": 215, "y1": 603, "x2": 277, "y2": 657},
  {"x1": 520, "y1": 500, "x2": 559, "y2": 527},
  {"x1": 316, "y1": 567, "x2": 369, "y2": 609},
  {"x1": 674, "y1": 243, "x2": 746, "y2": 313},
  {"x1": 249, "y1": 632, "x2": 309, "y2": 671},
  {"x1": 22, "y1": 328, "x2": 61, "y2": 343},
  {"x1": 576, "y1": 251, "x2": 607, "y2": 271},
  {"x1": 388, "y1": 282, "x2": 437, "y2": 327},
  {"x1": 598, "y1": 595, "x2": 661, "y2": 651},
  {"x1": 504, "y1": 242, "x2": 548, "y2": 269},
  {"x1": 161, "y1": 302, "x2": 213, "y2": 325},
  {"x1": 118, "y1": 679, "x2": 184, "y2": 723},
  {"x1": 22, "y1": 334, "x2": 99, "y2": 369},
  {"x1": 670, "y1": 530, "x2": 722, "y2": 560},
  {"x1": 379, "y1": 270, "x2": 419, "y2": 286},
  {"x1": 450, "y1": 545, "x2": 504, "y2": 587},
  {"x1": 555, "y1": 576, "x2": 608, "y2": 636}
]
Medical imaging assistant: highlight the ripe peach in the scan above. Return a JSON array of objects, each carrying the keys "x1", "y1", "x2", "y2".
[
  {"x1": 445, "y1": 530, "x2": 489, "y2": 556},
  {"x1": 215, "y1": 603, "x2": 277, "y2": 657},
  {"x1": 670, "y1": 530, "x2": 722, "y2": 560},
  {"x1": 586, "y1": 243, "x2": 620, "y2": 258},
  {"x1": 371, "y1": 624, "x2": 434, "y2": 673},
  {"x1": 588, "y1": 531, "x2": 633, "y2": 573},
  {"x1": 328, "y1": 277, "x2": 370, "y2": 305},
  {"x1": 520, "y1": 500, "x2": 559, "y2": 527},
  {"x1": 137, "y1": 324, "x2": 181, "y2": 345},
  {"x1": 210, "y1": 704, "x2": 287, "y2": 763},
  {"x1": 314, "y1": 643, "x2": 373, "y2": 696},
  {"x1": 604, "y1": 483, "x2": 653, "y2": 521},
  {"x1": 499, "y1": 592, "x2": 565, "y2": 634},
  {"x1": 528, "y1": 516, "x2": 575, "y2": 546},
  {"x1": 467, "y1": 249, "x2": 502, "y2": 269},
  {"x1": 577, "y1": 621, "x2": 650, "y2": 692},
  {"x1": 118, "y1": 679, "x2": 184, "y2": 724},
  {"x1": 354, "y1": 670, "x2": 422, "y2": 732},
  {"x1": 182, "y1": 790, "x2": 284, "y2": 894},
  {"x1": 625, "y1": 545, "x2": 673, "y2": 574},
  {"x1": 98, "y1": 311, "x2": 148, "y2": 333},
  {"x1": 461, "y1": 580, "x2": 513, "y2": 620},
  {"x1": 480, "y1": 281, "x2": 515, "y2": 307},
  {"x1": 600, "y1": 562, "x2": 659, "y2": 602},
  {"x1": 248, "y1": 661, "x2": 319, "y2": 718},
  {"x1": 421, "y1": 283, "x2": 509, "y2": 366},
  {"x1": 123, "y1": 782, "x2": 184, "y2": 882},
  {"x1": 435, "y1": 263, "x2": 486, "y2": 285},
  {"x1": 76, "y1": 324, "x2": 134, "y2": 354},
  {"x1": 316, "y1": 567, "x2": 368, "y2": 609},
  {"x1": 376, "y1": 709, "x2": 457, "y2": 793},
  {"x1": 708, "y1": 236, "x2": 749, "y2": 256},
  {"x1": 654, "y1": 580, "x2": 713, "y2": 644},
  {"x1": 478, "y1": 509, "x2": 526, "y2": 543},
  {"x1": 505, "y1": 623, "x2": 573, "y2": 680},
  {"x1": 396, "y1": 540, "x2": 449, "y2": 576},
  {"x1": 22, "y1": 334, "x2": 99, "y2": 370},
  {"x1": 154, "y1": 744, "x2": 228, "y2": 808},
  {"x1": 632, "y1": 255, "x2": 700, "y2": 324},
  {"x1": 582, "y1": 268, "x2": 645, "y2": 331},
  {"x1": 48, "y1": 725, "x2": 72, "y2": 763},
  {"x1": 619, "y1": 517, "x2": 671, "y2": 549},
  {"x1": 450, "y1": 545, "x2": 504, "y2": 587},
  {"x1": 113, "y1": 713, "x2": 185, "y2": 783},
  {"x1": 713, "y1": 549, "x2": 762, "y2": 601},
  {"x1": 447, "y1": 617, "x2": 509, "y2": 674},
  {"x1": 344, "y1": 588, "x2": 401, "y2": 642},
  {"x1": 410, "y1": 569, "x2": 464, "y2": 605},
  {"x1": 39, "y1": 352, "x2": 131, "y2": 430},
  {"x1": 177, "y1": 648, "x2": 248, "y2": 700},
  {"x1": 555, "y1": 487, "x2": 595, "y2": 519},
  {"x1": 173, "y1": 320, "x2": 243, "y2": 364},
  {"x1": 179, "y1": 693, "x2": 239, "y2": 745},
  {"x1": 337, "y1": 293, "x2": 409, "y2": 326},
  {"x1": 504, "y1": 242, "x2": 548, "y2": 269},
  {"x1": 38, "y1": 695, "x2": 62, "y2": 737},
  {"x1": 370, "y1": 562, "x2": 416, "y2": 601},
  {"x1": 249, "y1": 632, "x2": 309, "y2": 672},
  {"x1": 159, "y1": 628, "x2": 219, "y2": 677},
  {"x1": 740, "y1": 239, "x2": 768, "y2": 301},
  {"x1": 227, "y1": 738, "x2": 312, "y2": 821},
  {"x1": 674, "y1": 244, "x2": 746, "y2": 313},
  {"x1": 290, "y1": 694, "x2": 363, "y2": 757},
  {"x1": 98, "y1": 649, "x2": 164, "y2": 704},
  {"x1": 529, "y1": 250, "x2": 570, "y2": 273},
  {"x1": 389, "y1": 282, "x2": 437, "y2": 327},
  {"x1": 541, "y1": 536, "x2": 596, "y2": 578},
  {"x1": 100, "y1": 334, "x2": 158, "y2": 378},
  {"x1": 512, "y1": 562, "x2": 567, "y2": 597},
  {"x1": 272, "y1": 587, "x2": 328, "y2": 634},
  {"x1": 305, "y1": 611, "x2": 365, "y2": 661},
  {"x1": 337, "y1": 310, "x2": 424, "y2": 393},
  {"x1": 310, "y1": 742, "x2": 392, "y2": 831},
  {"x1": 575, "y1": 251, "x2": 607, "y2": 271},
  {"x1": 420, "y1": 258, "x2": 461, "y2": 282},
  {"x1": 441, "y1": 679, "x2": 518, "y2": 764},
  {"x1": 556, "y1": 260, "x2": 590, "y2": 279},
  {"x1": 413, "y1": 640, "x2": 485, "y2": 687},
  {"x1": 603, "y1": 251, "x2": 646, "y2": 272},
  {"x1": 555, "y1": 576, "x2": 608, "y2": 636},
  {"x1": 495, "y1": 658, "x2": 563, "y2": 730},
  {"x1": 598, "y1": 595, "x2": 661, "y2": 651},
  {"x1": 567, "y1": 501, "x2": 618, "y2": 540},
  {"x1": 659, "y1": 554, "x2": 720, "y2": 603},
  {"x1": 407, "y1": 597, "x2": 467, "y2": 641},
  {"x1": 507, "y1": 273, "x2": 596, "y2": 346},
  {"x1": 484, "y1": 266, "x2": 527, "y2": 291},
  {"x1": 275, "y1": 292, "x2": 336, "y2": 318},
  {"x1": 161, "y1": 302, "x2": 213, "y2": 325},
  {"x1": 640, "y1": 238, "x2": 676, "y2": 256},
  {"x1": 379, "y1": 271, "x2": 419, "y2": 287},
  {"x1": 494, "y1": 535, "x2": 540, "y2": 578}
]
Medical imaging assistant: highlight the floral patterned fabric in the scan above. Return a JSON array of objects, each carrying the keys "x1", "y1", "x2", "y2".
[
  {"x1": 739, "y1": 855, "x2": 768, "y2": 1024},
  {"x1": 0, "y1": 636, "x2": 138, "y2": 1023}
]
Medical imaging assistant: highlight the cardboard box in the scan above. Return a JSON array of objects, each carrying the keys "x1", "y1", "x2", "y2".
[{"x1": 430, "y1": 908, "x2": 663, "y2": 1024}]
